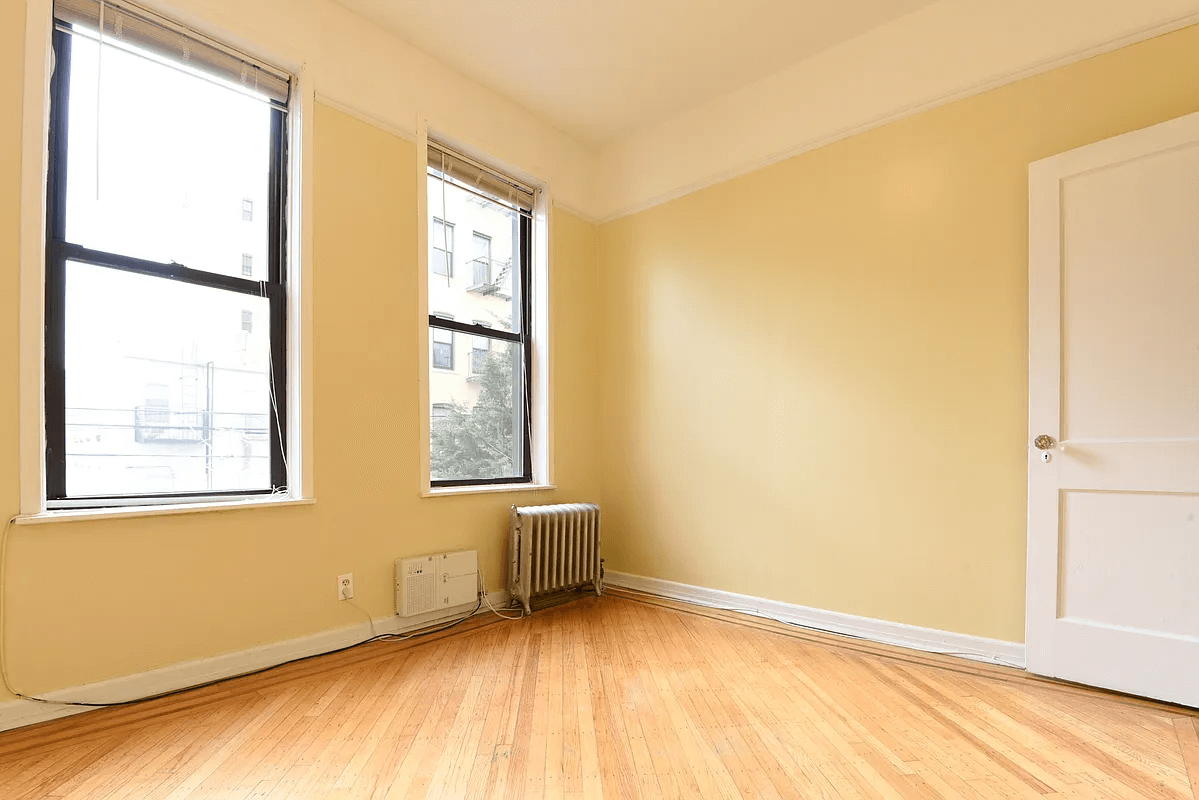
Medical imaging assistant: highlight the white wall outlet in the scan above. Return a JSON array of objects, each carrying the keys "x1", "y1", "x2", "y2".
[{"x1": 338, "y1": 573, "x2": 354, "y2": 601}]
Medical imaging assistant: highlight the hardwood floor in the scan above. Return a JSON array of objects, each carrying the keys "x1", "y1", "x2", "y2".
[{"x1": 0, "y1": 592, "x2": 1195, "y2": 799}]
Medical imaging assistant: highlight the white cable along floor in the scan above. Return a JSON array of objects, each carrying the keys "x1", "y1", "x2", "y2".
[{"x1": 0, "y1": 592, "x2": 1195, "y2": 799}]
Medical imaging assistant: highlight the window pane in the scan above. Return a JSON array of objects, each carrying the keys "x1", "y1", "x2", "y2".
[
  {"x1": 432, "y1": 342, "x2": 452, "y2": 370},
  {"x1": 470, "y1": 233, "x2": 491, "y2": 286},
  {"x1": 431, "y1": 218, "x2": 453, "y2": 276},
  {"x1": 427, "y1": 174, "x2": 520, "y2": 334},
  {"x1": 64, "y1": 35, "x2": 273, "y2": 277},
  {"x1": 430, "y1": 337, "x2": 525, "y2": 482},
  {"x1": 431, "y1": 327, "x2": 454, "y2": 370},
  {"x1": 64, "y1": 261, "x2": 273, "y2": 497},
  {"x1": 471, "y1": 336, "x2": 490, "y2": 374}
]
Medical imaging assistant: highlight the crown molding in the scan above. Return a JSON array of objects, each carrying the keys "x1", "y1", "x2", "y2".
[{"x1": 592, "y1": 2, "x2": 1199, "y2": 224}]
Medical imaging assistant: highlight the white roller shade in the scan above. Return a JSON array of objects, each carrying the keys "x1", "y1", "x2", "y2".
[
  {"x1": 54, "y1": 0, "x2": 291, "y2": 108},
  {"x1": 428, "y1": 142, "x2": 535, "y2": 215}
]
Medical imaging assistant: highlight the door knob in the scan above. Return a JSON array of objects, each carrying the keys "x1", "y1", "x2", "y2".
[{"x1": 1033, "y1": 435, "x2": 1056, "y2": 450}]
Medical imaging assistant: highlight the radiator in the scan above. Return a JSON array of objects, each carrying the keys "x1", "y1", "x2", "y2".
[{"x1": 509, "y1": 503, "x2": 602, "y2": 614}]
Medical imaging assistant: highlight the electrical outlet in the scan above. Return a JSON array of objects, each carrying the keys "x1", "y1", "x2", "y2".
[{"x1": 338, "y1": 573, "x2": 354, "y2": 601}]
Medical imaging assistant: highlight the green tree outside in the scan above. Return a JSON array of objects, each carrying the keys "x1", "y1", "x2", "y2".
[{"x1": 430, "y1": 348, "x2": 522, "y2": 480}]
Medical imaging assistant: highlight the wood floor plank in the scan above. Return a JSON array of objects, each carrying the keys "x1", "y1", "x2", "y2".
[
  {"x1": 0, "y1": 595, "x2": 1194, "y2": 800},
  {"x1": 1176, "y1": 717, "x2": 1199, "y2": 800}
]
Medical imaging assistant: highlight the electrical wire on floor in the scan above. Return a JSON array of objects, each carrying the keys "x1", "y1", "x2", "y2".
[
  {"x1": 0, "y1": 517, "x2": 515, "y2": 710},
  {"x1": 1, "y1": 509, "x2": 1019, "y2": 712},
  {"x1": 477, "y1": 563, "x2": 524, "y2": 620},
  {"x1": 371, "y1": 596, "x2": 482, "y2": 642}
]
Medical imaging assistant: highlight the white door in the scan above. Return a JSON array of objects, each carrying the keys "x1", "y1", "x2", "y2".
[{"x1": 1028, "y1": 113, "x2": 1199, "y2": 707}]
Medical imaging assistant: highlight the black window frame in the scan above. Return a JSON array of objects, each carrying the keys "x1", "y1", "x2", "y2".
[
  {"x1": 428, "y1": 205, "x2": 532, "y2": 488},
  {"x1": 43, "y1": 25, "x2": 290, "y2": 506}
]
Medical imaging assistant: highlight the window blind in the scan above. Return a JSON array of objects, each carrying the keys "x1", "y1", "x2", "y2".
[
  {"x1": 428, "y1": 142, "x2": 536, "y2": 215},
  {"x1": 54, "y1": 0, "x2": 291, "y2": 107}
]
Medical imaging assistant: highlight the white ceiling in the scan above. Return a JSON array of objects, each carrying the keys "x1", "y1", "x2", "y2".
[{"x1": 333, "y1": 0, "x2": 938, "y2": 146}]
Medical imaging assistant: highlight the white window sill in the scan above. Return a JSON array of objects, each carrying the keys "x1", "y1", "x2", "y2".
[
  {"x1": 422, "y1": 483, "x2": 556, "y2": 498},
  {"x1": 15, "y1": 496, "x2": 315, "y2": 526}
]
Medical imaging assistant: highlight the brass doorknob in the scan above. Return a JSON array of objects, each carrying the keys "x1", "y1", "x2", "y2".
[{"x1": 1033, "y1": 435, "x2": 1056, "y2": 450}]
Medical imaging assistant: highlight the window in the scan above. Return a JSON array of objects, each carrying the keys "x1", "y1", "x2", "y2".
[
  {"x1": 44, "y1": 0, "x2": 292, "y2": 506},
  {"x1": 139, "y1": 383, "x2": 171, "y2": 436},
  {"x1": 144, "y1": 383, "x2": 170, "y2": 408},
  {"x1": 431, "y1": 403, "x2": 452, "y2": 427},
  {"x1": 431, "y1": 218, "x2": 454, "y2": 277},
  {"x1": 427, "y1": 141, "x2": 534, "y2": 486},
  {"x1": 431, "y1": 327, "x2": 455, "y2": 370},
  {"x1": 470, "y1": 320, "x2": 491, "y2": 375},
  {"x1": 470, "y1": 339, "x2": 490, "y2": 375},
  {"x1": 470, "y1": 232, "x2": 491, "y2": 286}
]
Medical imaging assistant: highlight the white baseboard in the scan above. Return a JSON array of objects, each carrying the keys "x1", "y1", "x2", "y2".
[
  {"x1": 0, "y1": 578, "x2": 1023, "y2": 734},
  {"x1": 0, "y1": 590, "x2": 512, "y2": 733},
  {"x1": 605, "y1": 571, "x2": 1025, "y2": 669}
]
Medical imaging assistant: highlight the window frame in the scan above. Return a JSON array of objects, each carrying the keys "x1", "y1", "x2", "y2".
[
  {"x1": 40, "y1": 22, "x2": 291, "y2": 508},
  {"x1": 426, "y1": 159, "x2": 533, "y2": 489}
]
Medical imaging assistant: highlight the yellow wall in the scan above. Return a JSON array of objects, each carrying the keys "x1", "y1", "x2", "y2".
[
  {"x1": 6, "y1": 0, "x2": 1199, "y2": 703},
  {"x1": 596, "y1": 23, "x2": 1199, "y2": 643},
  {"x1": 1, "y1": 9, "x2": 22, "y2": 549},
  {"x1": 0, "y1": 61, "x2": 600, "y2": 697}
]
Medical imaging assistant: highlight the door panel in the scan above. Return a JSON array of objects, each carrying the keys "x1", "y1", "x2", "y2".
[
  {"x1": 1060, "y1": 490, "x2": 1199, "y2": 638},
  {"x1": 1060, "y1": 146, "x2": 1199, "y2": 441},
  {"x1": 1058, "y1": 442, "x2": 1199, "y2": 493},
  {"x1": 1028, "y1": 112, "x2": 1199, "y2": 708}
]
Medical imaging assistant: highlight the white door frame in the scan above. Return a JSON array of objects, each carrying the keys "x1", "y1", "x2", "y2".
[{"x1": 1027, "y1": 111, "x2": 1199, "y2": 704}]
